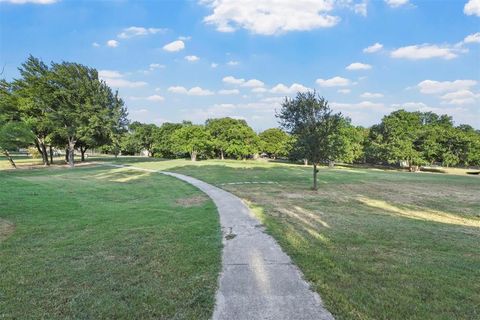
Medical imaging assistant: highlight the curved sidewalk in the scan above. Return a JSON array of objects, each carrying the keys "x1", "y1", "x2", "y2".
[{"x1": 163, "y1": 172, "x2": 334, "y2": 320}]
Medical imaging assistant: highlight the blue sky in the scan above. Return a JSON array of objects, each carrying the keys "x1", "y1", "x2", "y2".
[{"x1": 1, "y1": 0, "x2": 479, "y2": 130}]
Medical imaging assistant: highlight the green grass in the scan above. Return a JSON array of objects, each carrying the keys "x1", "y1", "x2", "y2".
[
  {"x1": 108, "y1": 158, "x2": 480, "y2": 320},
  {"x1": 0, "y1": 165, "x2": 221, "y2": 319}
]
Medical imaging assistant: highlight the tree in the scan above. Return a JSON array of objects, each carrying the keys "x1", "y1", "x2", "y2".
[
  {"x1": 0, "y1": 122, "x2": 34, "y2": 168},
  {"x1": 152, "y1": 122, "x2": 184, "y2": 158},
  {"x1": 277, "y1": 91, "x2": 345, "y2": 190},
  {"x1": 171, "y1": 124, "x2": 211, "y2": 161},
  {"x1": 13, "y1": 56, "x2": 55, "y2": 166},
  {"x1": 259, "y1": 128, "x2": 292, "y2": 159},
  {"x1": 205, "y1": 117, "x2": 250, "y2": 160},
  {"x1": 223, "y1": 124, "x2": 259, "y2": 159},
  {"x1": 368, "y1": 110, "x2": 425, "y2": 170},
  {"x1": 128, "y1": 122, "x2": 158, "y2": 157}
]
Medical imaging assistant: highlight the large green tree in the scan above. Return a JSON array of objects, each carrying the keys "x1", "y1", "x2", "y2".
[
  {"x1": 152, "y1": 122, "x2": 184, "y2": 158},
  {"x1": 171, "y1": 124, "x2": 211, "y2": 161},
  {"x1": 258, "y1": 128, "x2": 292, "y2": 159},
  {"x1": 13, "y1": 56, "x2": 55, "y2": 166},
  {"x1": 277, "y1": 91, "x2": 345, "y2": 190},
  {"x1": 128, "y1": 122, "x2": 158, "y2": 157}
]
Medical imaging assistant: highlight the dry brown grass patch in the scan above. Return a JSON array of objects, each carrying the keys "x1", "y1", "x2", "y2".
[
  {"x1": 175, "y1": 195, "x2": 208, "y2": 207},
  {"x1": 0, "y1": 218, "x2": 15, "y2": 242}
]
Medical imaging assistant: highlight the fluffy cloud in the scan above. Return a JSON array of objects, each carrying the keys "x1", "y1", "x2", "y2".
[
  {"x1": 185, "y1": 55, "x2": 200, "y2": 62},
  {"x1": 211, "y1": 63, "x2": 218, "y2": 68},
  {"x1": 1, "y1": 0, "x2": 58, "y2": 3},
  {"x1": 223, "y1": 76, "x2": 245, "y2": 85},
  {"x1": 384, "y1": 0, "x2": 409, "y2": 8},
  {"x1": 390, "y1": 44, "x2": 462, "y2": 60},
  {"x1": 242, "y1": 79, "x2": 264, "y2": 88},
  {"x1": 227, "y1": 60, "x2": 239, "y2": 66},
  {"x1": 440, "y1": 90, "x2": 480, "y2": 105},
  {"x1": 252, "y1": 87, "x2": 267, "y2": 93},
  {"x1": 163, "y1": 40, "x2": 185, "y2": 52},
  {"x1": 316, "y1": 76, "x2": 351, "y2": 87},
  {"x1": 146, "y1": 95, "x2": 165, "y2": 102},
  {"x1": 337, "y1": 89, "x2": 351, "y2": 94},
  {"x1": 346, "y1": 62, "x2": 372, "y2": 70},
  {"x1": 464, "y1": 32, "x2": 480, "y2": 44},
  {"x1": 218, "y1": 89, "x2": 240, "y2": 95},
  {"x1": 201, "y1": 0, "x2": 340, "y2": 35},
  {"x1": 92, "y1": 42, "x2": 100, "y2": 47},
  {"x1": 417, "y1": 79, "x2": 477, "y2": 94},
  {"x1": 464, "y1": 0, "x2": 480, "y2": 16},
  {"x1": 363, "y1": 42, "x2": 383, "y2": 53},
  {"x1": 149, "y1": 63, "x2": 165, "y2": 70},
  {"x1": 354, "y1": 2, "x2": 367, "y2": 17},
  {"x1": 106, "y1": 40, "x2": 119, "y2": 48},
  {"x1": 118, "y1": 26, "x2": 165, "y2": 39},
  {"x1": 332, "y1": 101, "x2": 389, "y2": 112},
  {"x1": 270, "y1": 83, "x2": 311, "y2": 94},
  {"x1": 99, "y1": 70, "x2": 147, "y2": 88},
  {"x1": 360, "y1": 92, "x2": 383, "y2": 98},
  {"x1": 167, "y1": 86, "x2": 214, "y2": 96}
]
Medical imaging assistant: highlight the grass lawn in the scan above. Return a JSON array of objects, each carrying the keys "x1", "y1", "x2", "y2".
[
  {"x1": 108, "y1": 158, "x2": 480, "y2": 320},
  {"x1": 0, "y1": 164, "x2": 221, "y2": 319}
]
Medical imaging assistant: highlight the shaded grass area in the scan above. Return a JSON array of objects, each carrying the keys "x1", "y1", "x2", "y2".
[
  {"x1": 0, "y1": 165, "x2": 221, "y2": 319},
  {"x1": 112, "y1": 158, "x2": 480, "y2": 320}
]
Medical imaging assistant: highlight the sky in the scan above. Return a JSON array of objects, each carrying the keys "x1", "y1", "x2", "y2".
[{"x1": 0, "y1": 0, "x2": 479, "y2": 130}]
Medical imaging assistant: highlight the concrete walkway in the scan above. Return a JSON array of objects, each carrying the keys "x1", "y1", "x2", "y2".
[{"x1": 163, "y1": 172, "x2": 334, "y2": 320}]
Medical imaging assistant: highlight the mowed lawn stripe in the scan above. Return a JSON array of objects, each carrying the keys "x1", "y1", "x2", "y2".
[{"x1": 0, "y1": 165, "x2": 222, "y2": 319}]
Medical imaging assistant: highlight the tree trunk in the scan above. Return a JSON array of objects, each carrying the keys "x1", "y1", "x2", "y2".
[
  {"x1": 191, "y1": 151, "x2": 197, "y2": 162},
  {"x1": 304, "y1": 159, "x2": 308, "y2": 166},
  {"x1": 68, "y1": 139, "x2": 75, "y2": 168},
  {"x1": 3, "y1": 150, "x2": 16, "y2": 169},
  {"x1": 220, "y1": 149, "x2": 224, "y2": 160},
  {"x1": 313, "y1": 163, "x2": 318, "y2": 191},
  {"x1": 80, "y1": 146, "x2": 87, "y2": 161},
  {"x1": 49, "y1": 145, "x2": 53, "y2": 164},
  {"x1": 35, "y1": 137, "x2": 49, "y2": 166}
]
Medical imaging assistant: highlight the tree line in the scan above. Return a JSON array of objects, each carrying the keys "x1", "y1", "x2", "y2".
[
  {"x1": 1, "y1": 57, "x2": 479, "y2": 176},
  {"x1": 0, "y1": 56, "x2": 128, "y2": 167}
]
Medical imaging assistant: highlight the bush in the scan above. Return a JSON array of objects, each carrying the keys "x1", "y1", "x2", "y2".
[{"x1": 27, "y1": 146, "x2": 41, "y2": 159}]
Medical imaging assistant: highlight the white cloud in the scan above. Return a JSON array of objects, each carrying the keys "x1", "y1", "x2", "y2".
[
  {"x1": 106, "y1": 40, "x2": 119, "y2": 48},
  {"x1": 242, "y1": 79, "x2": 264, "y2": 88},
  {"x1": 360, "y1": 92, "x2": 384, "y2": 98},
  {"x1": 201, "y1": 0, "x2": 340, "y2": 35},
  {"x1": 346, "y1": 62, "x2": 372, "y2": 71},
  {"x1": 178, "y1": 35, "x2": 192, "y2": 41},
  {"x1": 464, "y1": 0, "x2": 480, "y2": 16},
  {"x1": 332, "y1": 101, "x2": 389, "y2": 112},
  {"x1": 211, "y1": 63, "x2": 218, "y2": 68},
  {"x1": 440, "y1": 90, "x2": 480, "y2": 105},
  {"x1": 354, "y1": 2, "x2": 367, "y2": 17},
  {"x1": 218, "y1": 89, "x2": 240, "y2": 95},
  {"x1": 117, "y1": 26, "x2": 165, "y2": 39},
  {"x1": 464, "y1": 32, "x2": 480, "y2": 44},
  {"x1": 417, "y1": 79, "x2": 477, "y2": 94},
  {"x1": 146, "y1": 95, "x2": 165, "y2": 102},
  {"x1": 185, "y1": 55, "x2": 200, "y2": 62},
  {"x1": 163, "y1": 40, "x2": 185, "y2": 52},
  {"x1": 0, "y1": 0, "x2": 58, "y2": 4},
  {"x1": 227, "y1": 60, "x2": 239, "y2": 66},
  {"x1": 223, "y1": 76, "x2": 245, "y2": 85},
  {"x1": 92, "y1": 42, "x2": 100, "y2": 47},
  {"x1": 390, "y1": 44, "x2": 462, "y2": 60},
  {"x1": 99, "y1": 70, "x2": 148, "y2": 88},
  {"x1": 149, "y1": 63, "x2": 165, "y2": 70},
  {"x1": 252, "y1": 87, "x2": 267, "y2": 93},
  {"x1": 316, "y1": 76, "x2": 351, "y2": 87},
  {"x1": 385, "y1": 0, "x2": 409, "y2": 8},
  {"x1": 338, "y1": 89, "x2": 351, "y2": 94},
  {"x1": 270, "y1": 83, "x2": 311, "y2": 94},
  {"x1": 363, "y1": 42, "x2": 383, "y2": 53},
  {"x1": 168, "y1": 86, "x2": 214, "y2": 96}
]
